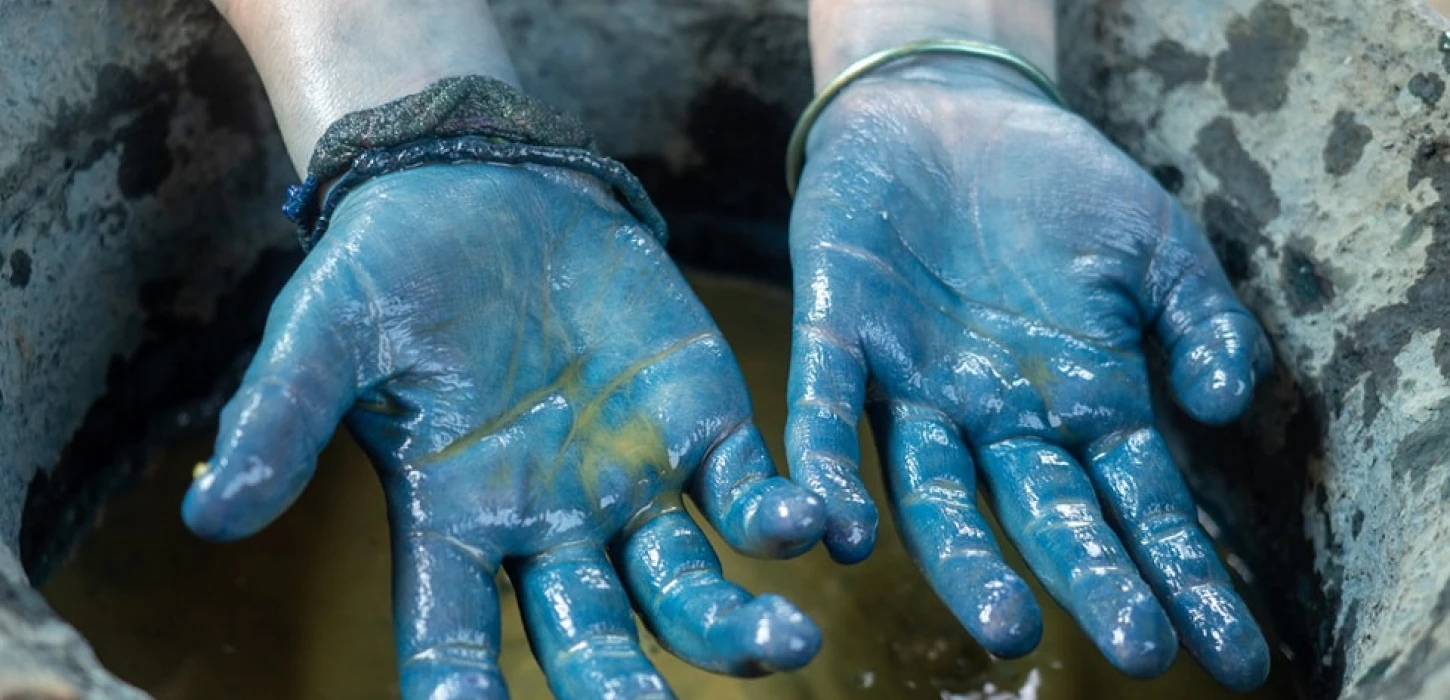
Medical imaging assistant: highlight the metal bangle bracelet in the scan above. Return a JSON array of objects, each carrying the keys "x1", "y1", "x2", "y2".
[{"x1": 784, "y1": 38, "x2": 1066, "y2": 198}]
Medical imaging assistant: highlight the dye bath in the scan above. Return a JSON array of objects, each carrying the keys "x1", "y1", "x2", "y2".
[{"x1": 42, "y1": 274, "x2": 1298, "y2": 699}]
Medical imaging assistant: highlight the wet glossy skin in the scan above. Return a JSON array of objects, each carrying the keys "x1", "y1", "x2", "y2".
[
  {"x1": 181, "y1": 163, "x2": 826, "y2": 700},
  {"x1": 786, "y1": 59, "x2": 1274, "y2": 691}
]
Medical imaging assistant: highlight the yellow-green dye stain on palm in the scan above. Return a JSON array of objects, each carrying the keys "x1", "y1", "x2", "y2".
[{"x1": 42, "y1": 274, "x2": 1299, "y2": 700}]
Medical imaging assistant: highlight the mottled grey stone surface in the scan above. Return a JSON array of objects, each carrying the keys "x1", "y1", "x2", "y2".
[
  {"x1": 0, "y1": 0, "x2": 296, "y2": 695},
  {"x1": 1058, "y1": 1, "x2": 1450, "y2": 698},
  {"x1": 2, "y1": 0, "x2": 1449, "y2": 697}
]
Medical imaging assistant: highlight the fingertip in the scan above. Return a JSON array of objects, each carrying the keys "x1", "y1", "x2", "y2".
[
  {"x1": 181, "y1": 492, "x2": 257, "y2": 543},
  {"x1": 790, "y1": 458, "x2": 877, "y2": 564},
  {"x1": 401, "y1": 662, "x2": 509, "y2": 700},
  {"x1": 1202, "y1": 625, "x2": 1271, "y2": 693},
  {"x1": 973, "y1": 576, "x2": 1043, "y2": 659},
  {"x1": 718, "y1": 594, "x2": 821, "y2": 673},
  {"x1": 1172, "y1": 357, "x2": 1255, "y2": 426},
  {"x1": 822, "y1": 505, "x2": 878, "y2": 565},
  {"x1": 697, "y1": 422, "x2": 827, "y2": 559},
  {"x1": 550, "y1": 648, "x2": 672, "y2": 700},
  {"x1": 181, "y1": 454, "x2": 312, "y2": 542},
  {"x1": 1109, "y1": 624, "x2": 1177, "y2": 680},
  {"x1": 742, "y1": 478, "x2": 825, "y2": 559},
  {"x1": 182, "y1": 463, "x2": 246, "y2": 542},
  {"x1": 927, "y1": 553, "x2": 1042, "y2": 658},
  {"x1": 1106, "y1": 615, "x2": 1178, "y2": 679},
  {"x1": 1175, "y1": 588, "x2": 1271, "y2": 692},
  {"x1": 1077, "y1": 574, "x2": 1178, "y2": 678},
  {"x1": 1168, "y1": 312, "x2": 1271, "y2": 426},
  {"x1": 183, "y1": 372, "x2": 340, "y2": 541},
  {"x1": 1170, "y1": 343, "x2": 1256, "y2": 426}
]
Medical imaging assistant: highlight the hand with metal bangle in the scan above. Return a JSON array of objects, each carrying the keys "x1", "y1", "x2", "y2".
[
  {"x1": 182, "y1": 2, "x2": 825, "y2": 698},
  {"x1": 786, "y1": 0, "x2": 1274, "y2": 690}
]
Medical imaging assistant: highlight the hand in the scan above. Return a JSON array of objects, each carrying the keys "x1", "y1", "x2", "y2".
[
  {"x1": 182, "y1": 163, "x2": 826, "y2": 699},
  {"x1": 785, "y1": 59, "x2": 1273, "y2": 690}
]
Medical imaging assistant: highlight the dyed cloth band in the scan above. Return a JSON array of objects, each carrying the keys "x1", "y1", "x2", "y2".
[{"x1": 284, "y1": 75, "x2": 666, "y2": 250}]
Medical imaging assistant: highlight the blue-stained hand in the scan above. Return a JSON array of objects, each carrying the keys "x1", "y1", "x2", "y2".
[
  {"x1": 181, "y1": 163, "x2": 826, "y2": 699},
  {"x1": 786, "y1": 59, "x2": 1274, "y2": 690}
]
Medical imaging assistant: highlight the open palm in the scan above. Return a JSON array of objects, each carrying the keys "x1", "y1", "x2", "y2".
[
  {"x1": 787, "y1": 61, "x2": 1273, "y2": 690},
  {"x1": 184, "y1": 162, "x2": 825, "y2": 699}
]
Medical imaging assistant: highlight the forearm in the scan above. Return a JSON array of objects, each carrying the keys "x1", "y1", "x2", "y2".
[
  {"x1": 213, "y1": 0, "x2": 519, "y2": 175},
  {"x1": 807, "y1": 0, "x2": 1056, "y2": 88}
]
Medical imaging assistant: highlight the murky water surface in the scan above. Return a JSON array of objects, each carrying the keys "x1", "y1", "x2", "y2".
[{"x1": 44, "y1": 274, "x2": 1298, "y2": 699}]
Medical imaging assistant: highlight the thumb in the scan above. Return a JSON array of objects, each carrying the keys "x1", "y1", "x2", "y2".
[
  {"x1": 1146, "y1": 206, "x2": 1273, "y2": 426},
  {"x1": 183, "y1": 282, "x2": 360, "y2": 541}
]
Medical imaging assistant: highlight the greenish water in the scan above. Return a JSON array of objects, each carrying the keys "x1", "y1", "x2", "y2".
[{"x1": 43, "y1": 273, "x2": 1298, "y2": 699}]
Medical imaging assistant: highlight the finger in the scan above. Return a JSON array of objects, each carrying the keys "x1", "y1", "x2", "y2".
[
  {"x1": 1161, "y1": 301, "x2": 1271, "y2": 425},
  {"x1": 1086, "y1": 428, "x2": 1270, "y2": 691},
  {"x1": 614, "y1": 506, "x2": 820, "y2": 675},
  {"x1": 510, "y1": 543, "x2": 673, "y2": 700},
  {"x1": 691, "y1": 420, "x2": 824, "y2": 559},
  {"x1": 1148, "y1": 208, "x2": 1273, "y2": 425},
  {"x1": 394, "y1": 532, "x2": 507, "y2": 700},
  {"x1": 785, "y1": 323, "x2": 875, "y2": 563},
  {"x1": 977, "y1": 438, "x2": 1177, "y2": 677},
  {"x1": 183, "y1": 285, "x2": 359, "y2": 541},
  {"x1": 869, "y1": 401, "x2": 1041, "y2": 658}
]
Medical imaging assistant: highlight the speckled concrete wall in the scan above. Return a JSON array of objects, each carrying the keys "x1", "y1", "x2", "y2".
[
  {"x1": 2, "y1": 0, "x2": 1447, "y2": 697},
  {"x1": 1058, "y1": 2, "x2": 1450, "y2": 698},
  {"x1": 0, "y1": 0, "x2": 297, "y2": 694}
]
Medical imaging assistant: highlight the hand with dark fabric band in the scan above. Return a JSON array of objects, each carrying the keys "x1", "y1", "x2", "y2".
[
  {"x1": 184, "y1": 3, "x2": 827, "y2": 699},
  {"x1": 281, "y1": 74, "x2": 665, "y2": 251}
]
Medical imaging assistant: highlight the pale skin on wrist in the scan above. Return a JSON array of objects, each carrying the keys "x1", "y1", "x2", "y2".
[
  {"x1": 212, "y1": 0, "x2": 519, "y2": 175},
  {"x1": 807, "y1": 0, "x2": 1057, "y2": 89}
]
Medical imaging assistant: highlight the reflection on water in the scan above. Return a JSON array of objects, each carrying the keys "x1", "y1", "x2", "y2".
[{"x1": 43, "y1": 273, "x2": 1298, "y2": 699}]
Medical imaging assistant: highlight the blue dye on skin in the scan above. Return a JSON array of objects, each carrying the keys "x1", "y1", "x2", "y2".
[
  {"x1": 784, "y1": 59, "x2": 1274, "y2": 692},
  {"x1": 180, "y1": 56, "x2": 1275, "y2": 698},
  {"x1": 182, "y1": 163, "x2": 825, "y2": 700}
]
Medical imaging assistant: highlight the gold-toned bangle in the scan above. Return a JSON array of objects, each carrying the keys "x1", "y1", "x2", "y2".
[{"x1": 785, "y1": 38, "x2": 1065, "y2": 198}]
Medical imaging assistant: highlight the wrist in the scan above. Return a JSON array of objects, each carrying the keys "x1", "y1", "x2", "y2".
[
  {"x1": 217, "y1": 0, "x2": 519, "y2": 175},
  {"x1": 807, "y1": 0, "x2": 1056, "y2": 89}
]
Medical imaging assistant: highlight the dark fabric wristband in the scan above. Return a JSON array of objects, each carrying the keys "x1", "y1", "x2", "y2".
[
  {"x1": 300, "y1": 136, "x2": 667, "y2": 251},
  {"x1": 283, "y1": 75, "x2": 666, "y2": 250}
]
